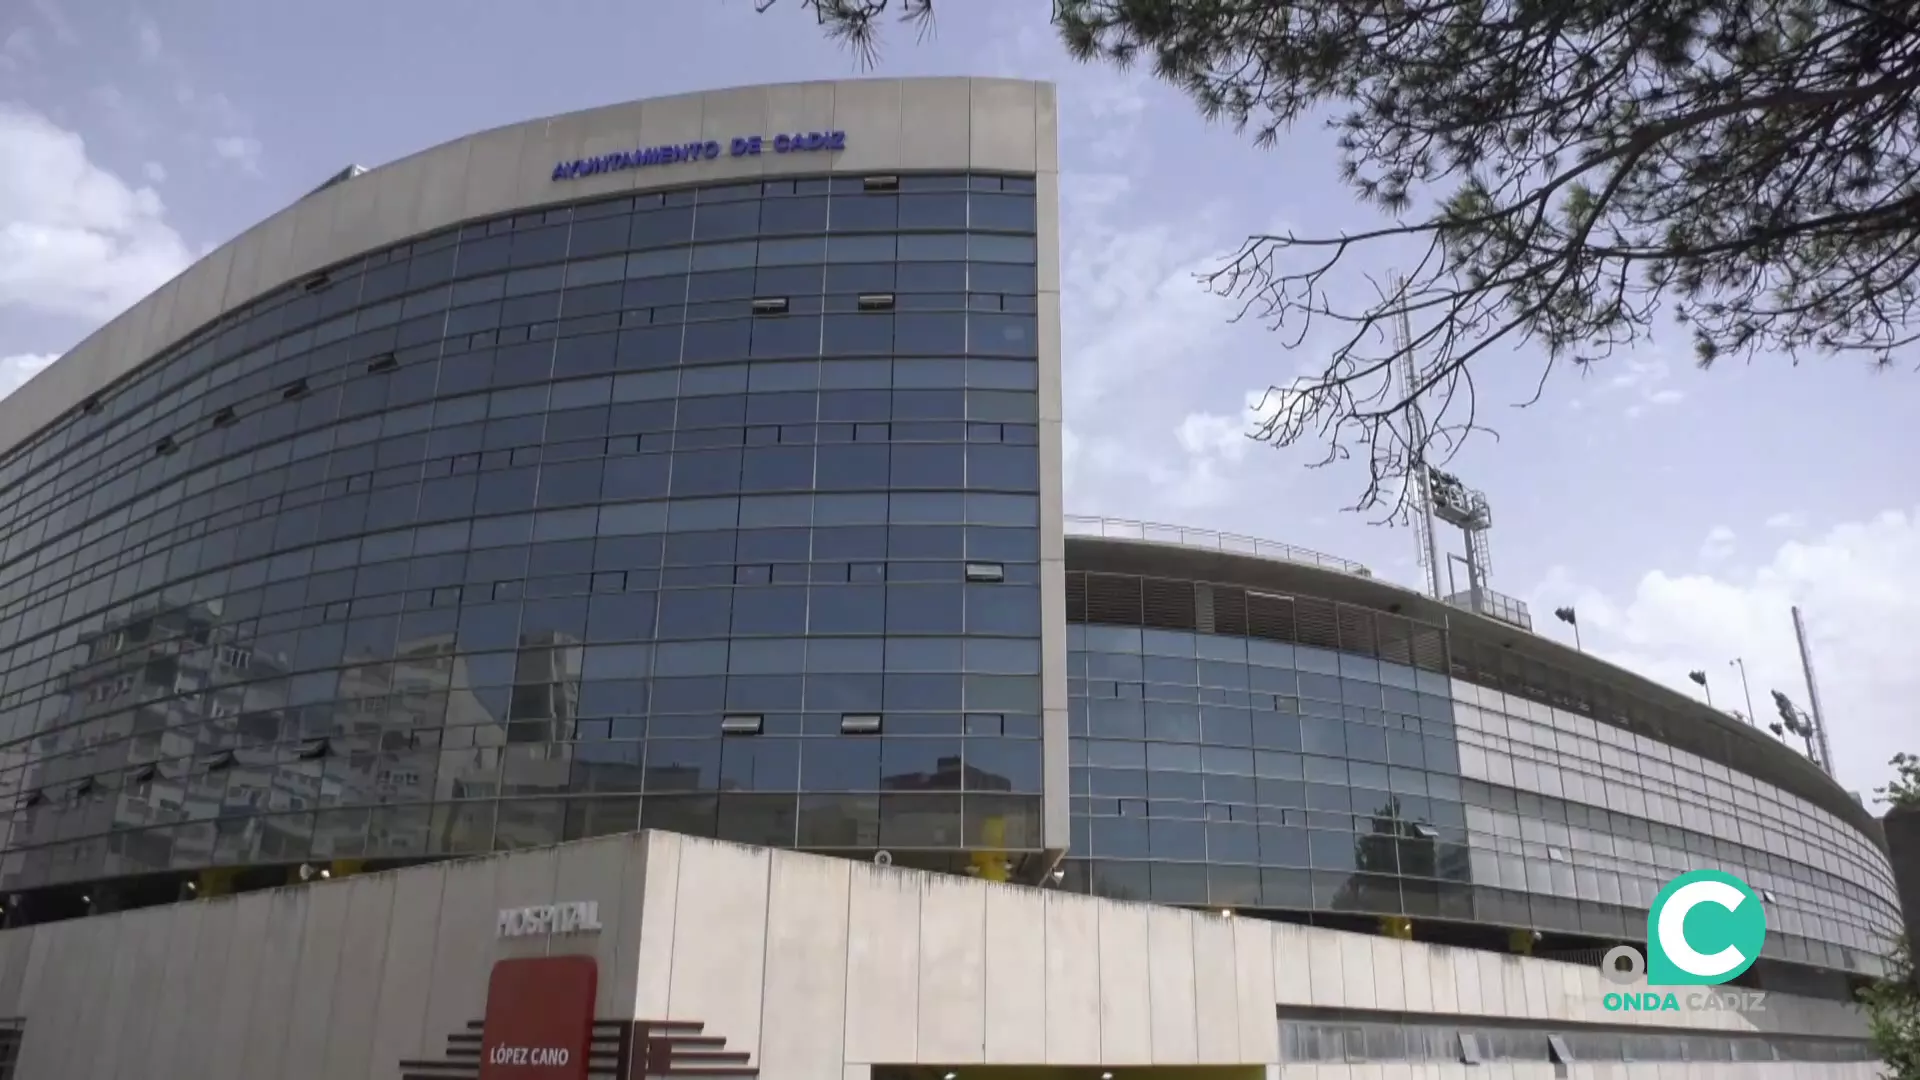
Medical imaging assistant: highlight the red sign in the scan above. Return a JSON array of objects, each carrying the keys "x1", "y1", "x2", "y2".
[{"x1": 479, "y1": 956, "x2": 598, "y2": 1080}]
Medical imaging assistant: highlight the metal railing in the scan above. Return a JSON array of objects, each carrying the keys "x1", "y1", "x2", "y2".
[{"x1": 1064, "y1": 515, "x2": 1371, "y2": 577}]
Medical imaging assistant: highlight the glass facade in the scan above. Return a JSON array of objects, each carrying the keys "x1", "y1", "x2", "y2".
[
  {"x1": 1061, "y1": 567, "x2": 1902, "y2": 982},
  {"x1": 0, "y1": 171, "x2": 1052, "y2": 900}
]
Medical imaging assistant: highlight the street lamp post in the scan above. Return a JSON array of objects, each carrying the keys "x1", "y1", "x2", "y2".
[
  {"x1": 1730, "y1": 658, "x2": 1757, "y2": 727},
  {"x1": 1553, "y1": 606, "x2": 1582, "y2": 651},
  {"x1": 1688, "y1": 669, "x2": 1714, "y2": 707}
]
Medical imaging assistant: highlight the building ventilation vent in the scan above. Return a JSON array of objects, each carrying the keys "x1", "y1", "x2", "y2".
[
  {"x1": 863, "y1": 175, "x2": 900, "y2": 191},
  {"x1": 307, "y1": 163, "x2": 369, "y2": 198},
  {"x1": 1141, "y1": 578, "x2": 1196, "y2": 631},
  {"x1": 840, "y1": 713, "x2": 882, "y2": 735},
  {"x1": 1295, "y1": 597, "x2": 1341, "y2": 650},
  {"x1": 1194, "y1": 584, "x2": 1217, "y2": 634},
  {"x1": 1246, "y1": 590, "x2": 1295, "y2": 642},
  {"x1": 721, "y1": 714, "x2": 764, "y2": 735}
]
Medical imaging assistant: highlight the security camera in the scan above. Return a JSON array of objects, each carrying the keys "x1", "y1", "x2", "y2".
[
  {"x1": 297, "y1": 863, "x2": 316, "y2": 882},
  {"x1": 873, "y1": 850, "x2": 893, "y2": 867}
]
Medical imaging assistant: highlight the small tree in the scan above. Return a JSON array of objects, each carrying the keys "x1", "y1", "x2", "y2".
[
  {"x1": 1861, "y1": 935, "x2": 1920, "y2": 1080},
  {"x1": 1879, "y1": 752, "x2": 1920, "y2": 810}
]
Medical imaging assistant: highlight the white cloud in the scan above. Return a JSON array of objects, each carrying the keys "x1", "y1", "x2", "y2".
[
  {"x1": 1699, "y1": 525, "x2": 1737, "y2": 563},
  {"x1": 142, "y1": 160, "x2": 166, "y2": 183},
  {"x1": 0, "y1": 354, "x2": 57, "y2": 401},
  {"x1": 1766, "y1": 511, "x2": 1807, "y2": 531},
  {"x1": 132, "y1": 12, "x2": 163, "y2": 62},
  {"x1": 1602, "y1": 353, "x2": 1687, "y2": 418},
  {"x1": 1529, "y1": 507, "x2": 1920, "y2": 803},
  {"x1": 0, "y1": 26, "x2": 34, "y2": 72},
  {"x1": 0, "y1": 104, "x2": 193, "y2": 321},
  {"x1": 29, "y1": 0, "x2": 76, "y2": 46},
  {"x1": 211, "y1": 134, "x2": 262, "y2": 176}
]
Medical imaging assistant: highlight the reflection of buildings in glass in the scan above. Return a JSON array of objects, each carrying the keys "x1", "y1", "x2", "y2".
[
  {"x1": 882, "y1": 755, "x2": 1013, "y2": 794},
  {"x1": 1332, "y1": 794, "x2": 1468, "y2": 916},
  {"x1": 507, "y1": 631, "x2": 581, "y2": 743},
  {"x1": 6, "y1": 599, "x2": 293, "y2": 884}
]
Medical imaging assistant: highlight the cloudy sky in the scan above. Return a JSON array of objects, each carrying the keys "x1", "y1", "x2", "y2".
[{"x1": 2, "y1": 0, "x2": 1914, "y2": 802}]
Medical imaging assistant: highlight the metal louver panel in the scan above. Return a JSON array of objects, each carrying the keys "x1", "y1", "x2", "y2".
[
  {"x1": 1194, "y1": 584, "x2": 1217, "y2": 634},
  {"x1": 1064, "y1": 572, "x2": 1087, "y2": 622},
  {"x1": 1336, "y1": 607, "x2": 1377, "y2": 657},
  {"x1": 1376, "y1": 618, "x2": 1415, "y2": 666},
  {"x1": 1141, "y1": 578, "x2": 1196, "y2": 631},
  {"x1": 1411, "y1": 625, "x2": 1448, "y2": 673},
  {"x1": 1294, "y1": 597, "x2": 1340, "y2": 649},
  {"x1": 1212, "y1": 587, "x2": 1250, "y2": 637},
  {"x1": 1083, "y1": 574, "x2": 1142, "y2": 626},
  {"x1": 1246, "y1": 591, "x2": 1295, "y2": 642}
]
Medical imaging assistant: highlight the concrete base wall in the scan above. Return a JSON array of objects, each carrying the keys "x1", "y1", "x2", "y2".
[{"x1": 0, "y1": 831, "x2": 1881, "y2": 1080}]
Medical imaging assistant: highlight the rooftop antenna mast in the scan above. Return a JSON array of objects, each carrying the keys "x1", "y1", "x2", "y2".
[
  {"x1": 1791, "y1": 606, "x2": 1836, "y2": 778},
  {"x1": 1394, "y1": 276, "x2": 1443, "y2": 600}
]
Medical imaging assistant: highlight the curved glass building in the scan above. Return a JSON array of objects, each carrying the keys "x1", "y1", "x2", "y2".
[
  {"x1": 0, "y1": 78, "x2": 1069, "y2": 919},
  {"x1": 1060, "y1": 523, "x2": 1900, "y2": 996},
  {"x1": 0, "y1": 78, "x2": 1896, "y2": 1007}
]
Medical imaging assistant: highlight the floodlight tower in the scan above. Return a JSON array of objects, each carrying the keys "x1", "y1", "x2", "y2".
[
  {"x1": 1393, "y1": 282, "x2": 1442, "y2": 601},
  {"x1": 1428, "y1": 468, "x2": 1497, "y2": 616},
  {"x1": 1392, "y1": 278, "x2": 1528, "y2": 630}
]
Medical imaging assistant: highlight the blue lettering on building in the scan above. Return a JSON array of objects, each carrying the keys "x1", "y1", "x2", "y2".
[{"x1": 552, "y1": 130, "x2": 847, "y2": 182}]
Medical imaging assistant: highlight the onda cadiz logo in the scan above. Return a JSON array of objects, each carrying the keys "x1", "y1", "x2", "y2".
[{"x1": 1601, "y1": 869, "x2": 1769, "y2": 1012}]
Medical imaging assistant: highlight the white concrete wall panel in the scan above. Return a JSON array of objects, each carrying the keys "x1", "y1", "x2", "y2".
[
  {"x1": 1371, "y1": 937, "x2": 1407, "y2": 1012},
  {"x1": 980, "y1": 881, "x2": 1048, "y2": 1065},
  {"x1": 143, "y1": 900, "x2": 204, "y2": 1080},
  {"x1": 421, "y1": 854, "x2": 500, "y2": 1046},
  {"x1": 758, "y1": 851, "x2": 852, "y2": 1080},
  {"x1": 1094, "y1": 897, "x2": 1153, "y2": 1064},
  {"x1": 1143, "y1": 905, "x2": 1199, "y2": 1064},
  {"x1": 630, "y1": 829, "x2": 681, "y2": 1020},
  {"x1": 248, "y1": 207, "x2": 301, "y2": 306},
  {"x1": 898, "y1": 78, "x2": 972, "y2": 171},
  {"x1": 842, "y1": 860, "x2": 923, "y2": 1065},
  {"x1": 1191, "y1": 912, "x2": 1243, "y2": 1063},
  {"x1": 914, "y1": 875, "x2": 987, "y2": 1064},
  {"x1": 0, "y1": 920, "x2": 24, "y2": 1016},
  {"x1": 457, "y1": 126, "x2": 528, "y2": 224},
  {"x1": 606, "y1": 832, "x2": 653, "y2": 1019},
  {"x1": 1040, "y1": 891, "x2": 1102, "y2": 1063},
  {"x1": 177, "y1": 897, "x2": 240, "y2": 1080},
  {"x1": 552, "y1": 834, "x2": 636, "y2": 986},
  {"x1": 237, "y1": 888, "x2": 311, "y2": 1080},
  {"x1": 11, "y1": 923, "x2": 60, "y2": 1080},
  {"x1": 282, "y1": 878, "x2": 352, "y2": 1080},
  {"x1": 208, "y1": 891, "x2": 272, "y2": 1080},
  {"x1": 970, "y1": 79, "x2": 1039, "y2": 174},
  {"x1": 320, "y1": 864, "x2": 399, "y2": 1076},
  {"x1": 63, "y1": 917, "x2": 120, "y2": 1080},
  {"x1": 109, "y1": 907, "x2": 171, "y2": 1080},
  {"x1": 86, "y1": 906, "x2": 149, "y2": 1080},
  {"x1": 1233, "y1": 918, "x2": 1280, "y2": 1063},
  {"x1": 349, "y1": 869, "x2": 420, "y2": 1080},
  {"x1": 1305, "y1": 930, "x2": 1346, "y2": 1007},
  {"x1": 662, "y1": 839, "x2": 771, "y2": 1064},
  {"x1": 815, "y1": 80, "x2": 889, "y2": 174},
  {"x1": 219, "y1": 222, "x2": 267, "y2": 313}
]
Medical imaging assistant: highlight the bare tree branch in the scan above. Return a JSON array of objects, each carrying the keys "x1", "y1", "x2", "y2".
[{"x1": 760, "y1": 0, "x2": 1920, "y2": 516}]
